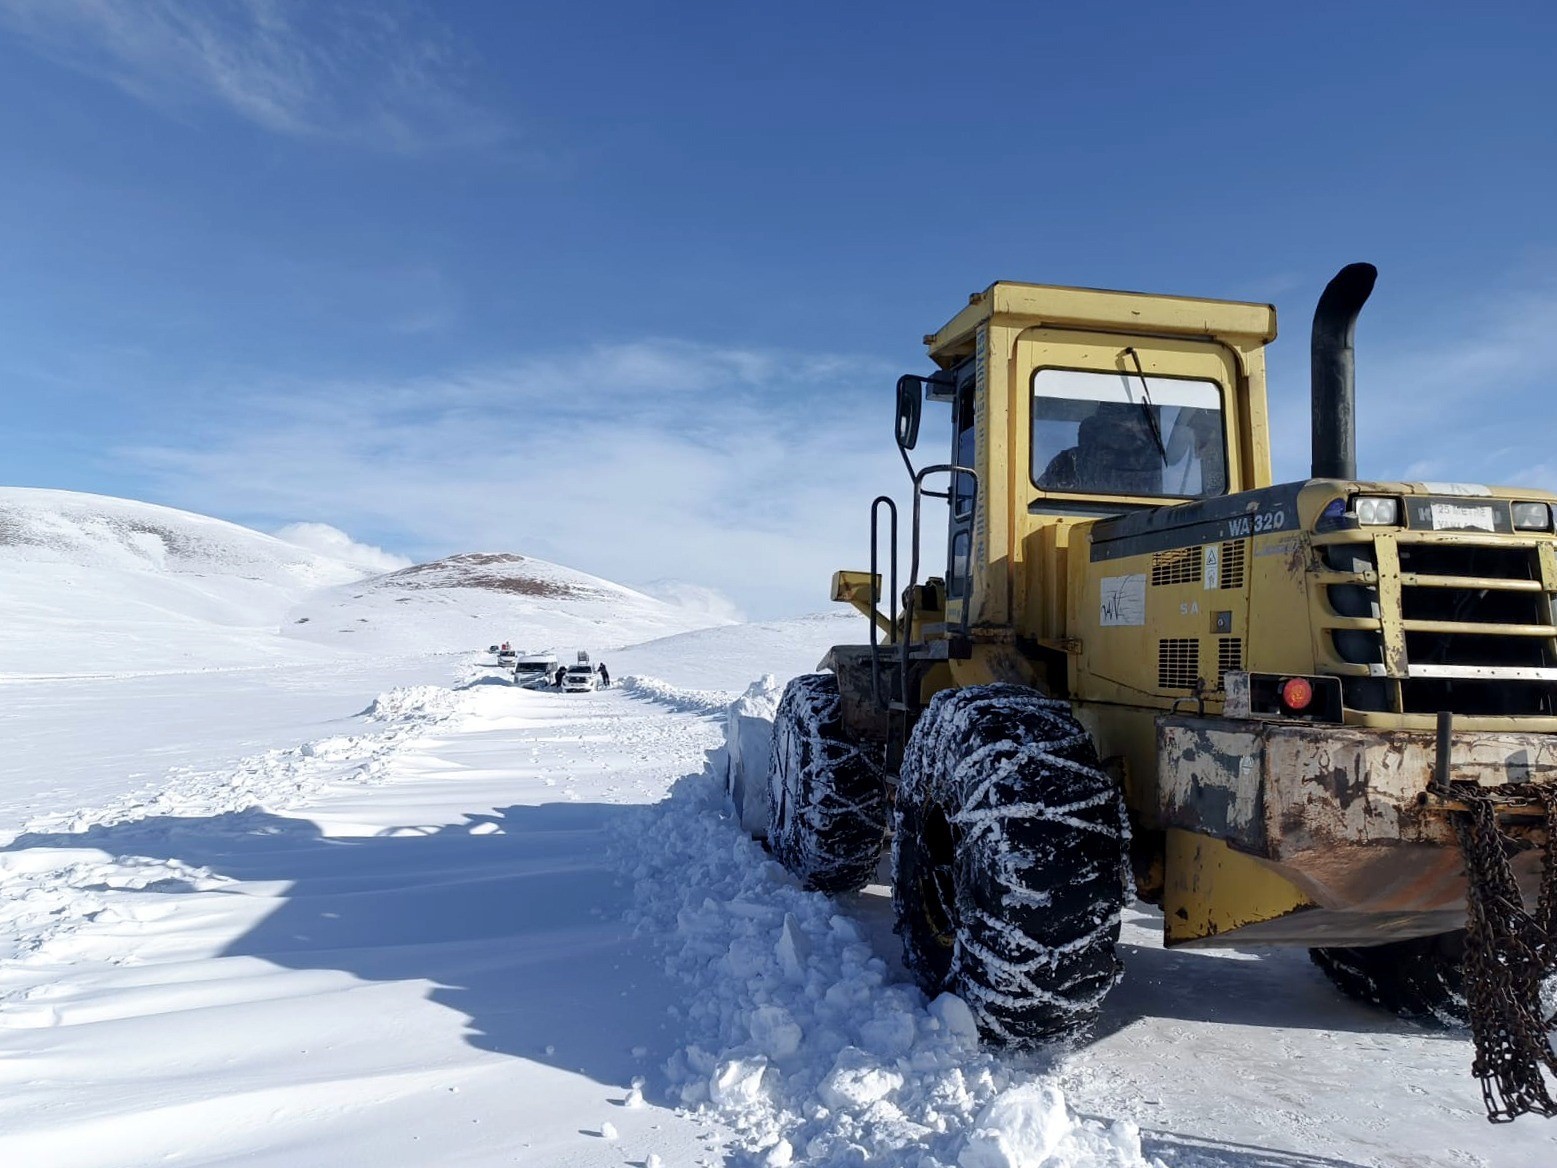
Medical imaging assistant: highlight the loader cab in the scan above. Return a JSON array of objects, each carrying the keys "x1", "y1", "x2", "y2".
[{"x1": 896, "y1": 281, "x2": 1278, "y2": 636}]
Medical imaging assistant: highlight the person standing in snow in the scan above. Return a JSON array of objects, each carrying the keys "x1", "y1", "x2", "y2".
[
  {"x1": 554, "y1": 665, "x2": 566, "y2": 688},
  {"x1": 598, "y1": 662, "x2": 610, "y2": 688}
]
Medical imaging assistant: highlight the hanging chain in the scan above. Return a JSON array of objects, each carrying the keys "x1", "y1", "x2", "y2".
[{"x1": 1446, "y1": 779, "x2": 1557, "y2": 1122}]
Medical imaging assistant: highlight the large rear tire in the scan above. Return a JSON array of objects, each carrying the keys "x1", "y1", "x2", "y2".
[
  {"x1": 893, "y1": 684, "x2": 1127, "y2": 1044},
  {"x1": 767, "y1": 673, "x2": 887, "y2": 893},
  {"x1": 1309, "y1": 932, "x2": 1468, "y2": 1024}
]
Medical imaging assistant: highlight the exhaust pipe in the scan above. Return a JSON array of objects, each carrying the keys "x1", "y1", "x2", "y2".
[{"x1": 1310, "y1": 262, "x2": 1377, "y2": 480}]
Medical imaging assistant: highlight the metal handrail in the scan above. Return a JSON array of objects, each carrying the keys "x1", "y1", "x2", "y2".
[
  {"x1": 899, "y1": 462, "x2": 979, "y2": 712},
  {"x1": 868, "y1": 495, "x2": 899, "y2": 707}
]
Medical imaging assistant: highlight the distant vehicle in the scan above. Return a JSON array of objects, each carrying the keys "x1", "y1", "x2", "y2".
[
  {"x1": 495, "y1": 641, "x2": 517, "y2": 666},
  {"x1": 560, "y1": 664, "x2": 598, "y2": 693},
  {"x1": 513, "y1": 652, "x2": 558, "y2": 689}
]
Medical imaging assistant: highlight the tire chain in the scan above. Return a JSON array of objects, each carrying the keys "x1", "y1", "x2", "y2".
[{"x1": 1447, "y1": 778, "x2": 1557, "y2": 1122}]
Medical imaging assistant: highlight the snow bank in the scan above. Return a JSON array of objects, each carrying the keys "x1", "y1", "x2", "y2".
[
  {"x1": 724, "y1": 674, "x2": 780, "y2": 836},
  {"x1": 612, "y1": 771, "x2": 1159, "y2": 1167},
  {"x1": 361, "y1": 683, "x2": 463, "y2": 724},
  {"x1": 619, "y1": 674, "x2": 738, "y2": 716}
]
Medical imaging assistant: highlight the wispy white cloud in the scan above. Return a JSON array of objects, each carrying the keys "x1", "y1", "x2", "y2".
[
  {"x1": 272, "y1": 521, "x2": 410, "y2": 573},
  {"x1": 118, "y1": 341, "x2": 913, "y2": 618},
  {"x1": 0, "y1": 0, "x2": 503, "y2": 152}
]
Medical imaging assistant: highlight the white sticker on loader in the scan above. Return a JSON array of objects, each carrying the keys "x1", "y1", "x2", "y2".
[
  {"x1": 1100, "y1": 574, "x2": 1147, "y2": 626},
  {"x1": 1204, "y1": 543, "x2": 1220, "y2": 590},
  {"x1": 1429, "y1": 503, "x2": 1496, "y2": 532}
]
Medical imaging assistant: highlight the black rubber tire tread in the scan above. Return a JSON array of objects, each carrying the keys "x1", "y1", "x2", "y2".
[
  {"x1": 893, "y1": 684, "x2": 1128, "y2": 1044},
  {"x1": 767, "y1": 673, "x2": 887, "y2": 893},
  {"x1": 1309, "y1": 931, "x2": 1469, "y2": 1025}
]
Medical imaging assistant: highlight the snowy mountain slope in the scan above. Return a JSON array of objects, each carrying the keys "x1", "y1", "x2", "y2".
[
  {"x1": 282, "y1": 551, "x2": 733, "y2": 656},
  {"x1": 0, "y1": 490, "x2": 733, "y2": 675},
  {"x1": 0, "y1": 488, "x2": 368, "y2": 674},
  {"x1": 609, "y1": 609, "x2": 866, "y2": 692}
]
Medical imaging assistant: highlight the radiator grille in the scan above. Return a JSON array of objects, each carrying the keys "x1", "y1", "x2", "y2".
[
  {"x1": 1216, "y1": 637, "x2": 1243, "y2": 691},
  {"x1": 1151, "y1": 546, "x2": 1203, "y2": 586},
  {"x1": 1321, "y1": 536, "x2": 1557, "y2": 716},
  {"x1": 1219, "y1": 540, "x2": 1247, "y2": 589},
  {"x1": 1158, "y1": 638, "x2": 1200, "y2": 690}
]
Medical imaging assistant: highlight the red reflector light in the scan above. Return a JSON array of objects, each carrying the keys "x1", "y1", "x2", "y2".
[{"x1": 1280, "y1": 677, "x2": 1314, "y2": 711}]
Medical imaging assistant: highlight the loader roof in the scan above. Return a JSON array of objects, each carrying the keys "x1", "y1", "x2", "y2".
[{"x1": 926, "y1": 280, "x2": 1278, "y2": 364}]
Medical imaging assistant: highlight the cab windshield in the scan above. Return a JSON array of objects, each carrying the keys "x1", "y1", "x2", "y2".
[{"x1": 1031, "y1": 368, "x2": 1227, "y2": 499}]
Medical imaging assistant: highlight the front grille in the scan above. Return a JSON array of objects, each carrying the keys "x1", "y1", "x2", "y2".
[
  {"x1": 1320, "y1": 534, "x2": 1557, "y2": 716},
  {"x1": 1158, "y1": 638, "x2": 1200, "y2": 690}
]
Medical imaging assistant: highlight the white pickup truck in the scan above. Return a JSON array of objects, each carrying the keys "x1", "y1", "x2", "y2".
[{"x1": 560, "y1": 664, "x2": 598, "y2": 693}]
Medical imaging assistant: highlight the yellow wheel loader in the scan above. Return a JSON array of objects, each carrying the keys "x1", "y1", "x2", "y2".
[{"x1": 763, "y1": 264, "x2": 1557, "y2": 1121}]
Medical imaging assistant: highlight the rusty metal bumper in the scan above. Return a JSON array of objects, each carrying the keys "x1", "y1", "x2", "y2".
[{"x1": 1157, "y1": 716, "x2": 1555, "y2": 944}]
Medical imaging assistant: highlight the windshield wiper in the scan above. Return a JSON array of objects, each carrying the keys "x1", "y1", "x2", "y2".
[{"x1": 1123, "y1": 347, "x2": 1169, "y2": 463}]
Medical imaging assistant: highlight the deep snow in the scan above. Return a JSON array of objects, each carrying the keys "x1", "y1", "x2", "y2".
[{"x1": 2, "y1": 491, "x2": 1554, "y2": 1167}]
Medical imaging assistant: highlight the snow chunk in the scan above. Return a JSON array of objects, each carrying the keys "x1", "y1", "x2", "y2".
[
  {"x1": 775, "y1": 911, "x2": 811, "y2": 982},
  {"x1": 930, "y1": 993, "x2": 982, "y2": 1045},
  {"x1": 599, "y1": 1120, "x2": 618, "y2": 1141},
  {"x1": 750, "y1": 1004, "x2": 804, "y2": 1060},
  {"x1": 711, "y1": 1055, "x2": 769, "y2": 1106},
  {"x1": 960, "y1": 1084, "x2": 1155, "y2": 1168},
  {"x1": 818, "y1": 1046, "x2": 903, "y2": 1111}
]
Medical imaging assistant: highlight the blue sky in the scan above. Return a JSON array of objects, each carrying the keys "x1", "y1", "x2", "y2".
[{"x1": 2, "y1": 1, "x2": 1556, "y2": 617}]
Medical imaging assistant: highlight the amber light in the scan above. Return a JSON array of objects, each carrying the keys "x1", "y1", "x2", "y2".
[{"x1": 1280, "y1": 677, "x2": 1314, "y2": 711}]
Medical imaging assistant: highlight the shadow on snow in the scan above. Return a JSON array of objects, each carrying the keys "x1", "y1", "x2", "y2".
[{"x1": 4, "y1": 798, "x2": 678, "y2": 1102}]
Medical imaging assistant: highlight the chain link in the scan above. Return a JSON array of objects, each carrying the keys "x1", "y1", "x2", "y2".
[{"x1": 1447, "y1": 779, "x2": 1557, "y2": 1122}]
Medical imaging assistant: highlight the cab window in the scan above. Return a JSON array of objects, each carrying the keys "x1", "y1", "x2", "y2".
[{"x1": 1030, "y1": 368, "x2": 1227, "y2": 499}]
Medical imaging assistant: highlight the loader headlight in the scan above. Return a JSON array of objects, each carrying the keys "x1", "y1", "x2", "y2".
[
  {"x1": 1512, "y1": 501, "x2": 1553, "y2": 531},
  {"x1": 1354, "y1": 495, "x2": 1400, "y2": 526}
]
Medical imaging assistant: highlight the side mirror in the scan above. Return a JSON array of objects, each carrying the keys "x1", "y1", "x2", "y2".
[{"x1": 895, "y1": 374, "x2": 923, "y2": 451}]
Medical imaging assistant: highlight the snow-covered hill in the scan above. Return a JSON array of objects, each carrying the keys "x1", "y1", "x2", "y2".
[
  {"x1": 610, "y1": 610, "x2": 865, "y2": 692},
  {"x1": 0, "y1": 488, "x2": 368, "y2": 674},
  {"x1": 0, "y1": 490, "x2": 731, "y2": 674},
  {"x1": 283, "y1": 551, "x2": 731, "y2": 656}
]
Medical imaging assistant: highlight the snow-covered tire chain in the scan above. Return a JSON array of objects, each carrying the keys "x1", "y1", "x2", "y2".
[
  {"x1": 767, "y1": 672, "x2": 888, "y2": 894},
  {"x1": 1309, "y1": 931, "x2": 1469, "y2": 1025},
  {"x1": 893, "y1": 684, "x2": 1128, "y2": 1045}
]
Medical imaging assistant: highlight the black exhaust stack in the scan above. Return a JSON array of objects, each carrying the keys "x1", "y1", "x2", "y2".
[{"x1": 1310, "y1": 262, "x2": 1377, "y2": 480}]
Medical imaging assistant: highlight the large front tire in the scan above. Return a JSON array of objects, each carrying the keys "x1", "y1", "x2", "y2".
[
  {"x1": 893, "y1": 684, "x2": 1127, "y2": 1044},
  {"x1": 1310, "y1": 932, "x2": 1468, "y2": 1024},
  {"x1": 767, "y1": 673, "x2": 887, "y2": 893}
]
